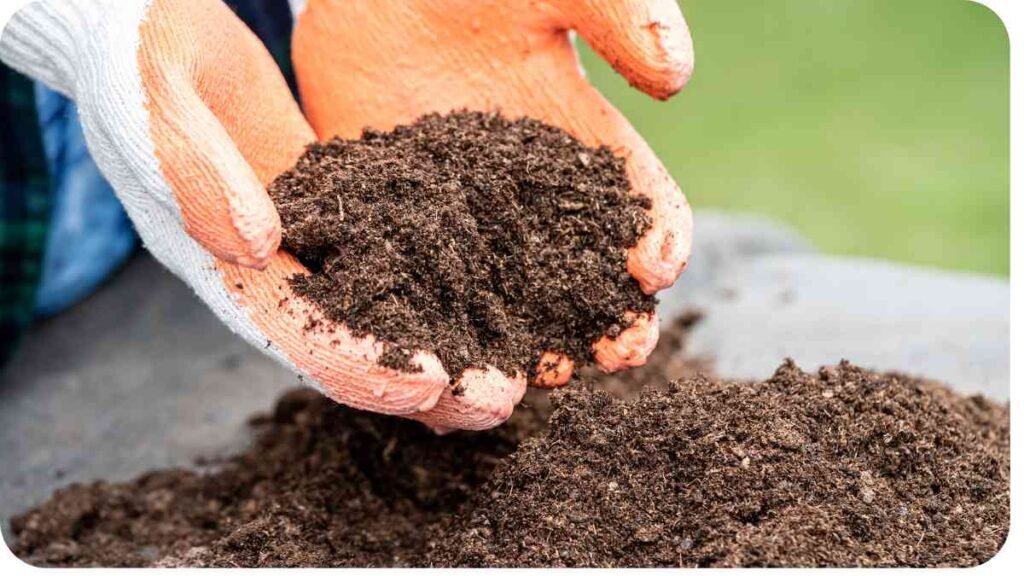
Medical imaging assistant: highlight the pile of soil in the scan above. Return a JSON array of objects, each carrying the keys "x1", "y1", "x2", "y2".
[
  {"x1": 437, "y1": 360, "x2": 1009, "y2": 567},
  {"x1": 269, "y1": 111, "x2": 654, "y2": 379},
  {"x1": 8, "y1": 319, "x2": 1008, "y2": 567}
]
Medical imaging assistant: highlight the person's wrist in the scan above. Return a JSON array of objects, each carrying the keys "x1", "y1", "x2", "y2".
[{"x1": 0, "y1": 0, "x2": 149, "y2": 97}]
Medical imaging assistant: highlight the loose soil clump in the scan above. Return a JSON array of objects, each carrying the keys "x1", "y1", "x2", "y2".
[
  {"x1": 9, "y1": 321, "x2": 1008, "y2": 567},
  {"x1": 269, "y1": 111, "x2": 654, "y2": 379}
]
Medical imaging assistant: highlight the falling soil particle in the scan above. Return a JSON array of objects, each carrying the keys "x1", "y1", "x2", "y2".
[
  {"x1": 7, "y1": 316, "x2": 1008, "y2": 568},
  {"x1": 268, "y1": 111, "x2": 655, "y2": 381}
]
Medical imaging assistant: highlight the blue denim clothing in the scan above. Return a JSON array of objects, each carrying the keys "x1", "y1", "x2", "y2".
[{"x1": 31, "y1": 84, "x2": 138, "y2": 318}]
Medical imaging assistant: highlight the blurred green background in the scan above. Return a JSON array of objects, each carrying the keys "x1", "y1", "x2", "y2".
[{"x1": 579, "y1": 0, "x2": 1009, "y2": 276}]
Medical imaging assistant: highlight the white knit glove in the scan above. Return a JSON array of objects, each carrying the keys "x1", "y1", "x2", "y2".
[{"x1": 0, "y1": 0, "x2": 473, "y2": 425}]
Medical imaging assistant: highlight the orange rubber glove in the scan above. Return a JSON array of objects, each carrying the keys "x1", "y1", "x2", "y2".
[
  {"x1": 2, "y1": 0, "x2": 692, "y2": 432},
  {"x1": 291, "y1": 0, "x2": 695, "y2": 430}
]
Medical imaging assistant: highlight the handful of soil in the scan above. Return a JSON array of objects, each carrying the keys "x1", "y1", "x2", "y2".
[
  {"x1": 9, "y1": 325, "x2": 1008, "y2": 567},
  {"x1": 268, "y1": 111, "x2": 655, "y2": 379}
]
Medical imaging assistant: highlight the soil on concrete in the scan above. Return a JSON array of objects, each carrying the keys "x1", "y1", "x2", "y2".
[
  {"x1": 8, "y1": 320, "x2": 1008, "y2": 567},
  {"x1": 268, "y1": 111, "x2": 655, "y2": 380}
]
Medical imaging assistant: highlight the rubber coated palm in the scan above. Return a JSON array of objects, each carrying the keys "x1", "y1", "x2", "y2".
[{"x1": 291, "y1": 0, "x2": 695, "y2": 430}]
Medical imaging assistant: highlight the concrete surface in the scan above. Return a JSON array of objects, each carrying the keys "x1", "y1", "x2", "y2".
[
  {"x1": 0, "y1": 210, "x2": 1009, "y2": 533},
  {"x1": 0, "y1": 256, "x2": 298, "y2": 531},
  {"x1": 667, "y1": 253, "x2": 1009, "y2": 398}
]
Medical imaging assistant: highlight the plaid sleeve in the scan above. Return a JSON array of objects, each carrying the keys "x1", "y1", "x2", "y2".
[{"x1": 0, "y1": 64, "x2": 52, "y2": 365}]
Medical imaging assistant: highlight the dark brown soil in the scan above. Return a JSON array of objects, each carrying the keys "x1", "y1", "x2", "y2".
[
  {"x1": 7, "y1": 387, "x2": 545, "y2": 568},
  {"x1": 437, "y1": 360, "x2": 1009, "y2": 567},
  {"x1": 269, "y1": 111, "x2": 654, "y2": 380},
  {"x1": 7, "y1": 320, "x2": 1008, "y2": 568}
]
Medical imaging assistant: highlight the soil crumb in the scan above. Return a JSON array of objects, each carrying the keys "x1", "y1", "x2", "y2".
[
  {"x1": 8, "y1": 322, "x2": 1007, "y2": 567},
  {"x1": 269, "y1": 111, "x2": 654, "y2": 380}
]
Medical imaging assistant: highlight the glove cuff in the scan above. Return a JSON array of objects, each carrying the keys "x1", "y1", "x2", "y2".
[{"x1": 0, "y1": 0, "x2": 147, "y2": 97}]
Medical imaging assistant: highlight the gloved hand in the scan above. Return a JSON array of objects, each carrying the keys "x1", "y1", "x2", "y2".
[
  {"x1": 0, "y1": 0, "x2": 454, "y2": 424},
  {"x1": 290, "y1": 0, "x2": 695, "y2": 429},
  {"x1": 1, "y1": 0, "x2": 693, "y2": 432}
]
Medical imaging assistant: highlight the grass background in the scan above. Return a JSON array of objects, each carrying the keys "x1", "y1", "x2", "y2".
[{"x1": 579, "y1": 0, "x2": 1009, "y2": 276}]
